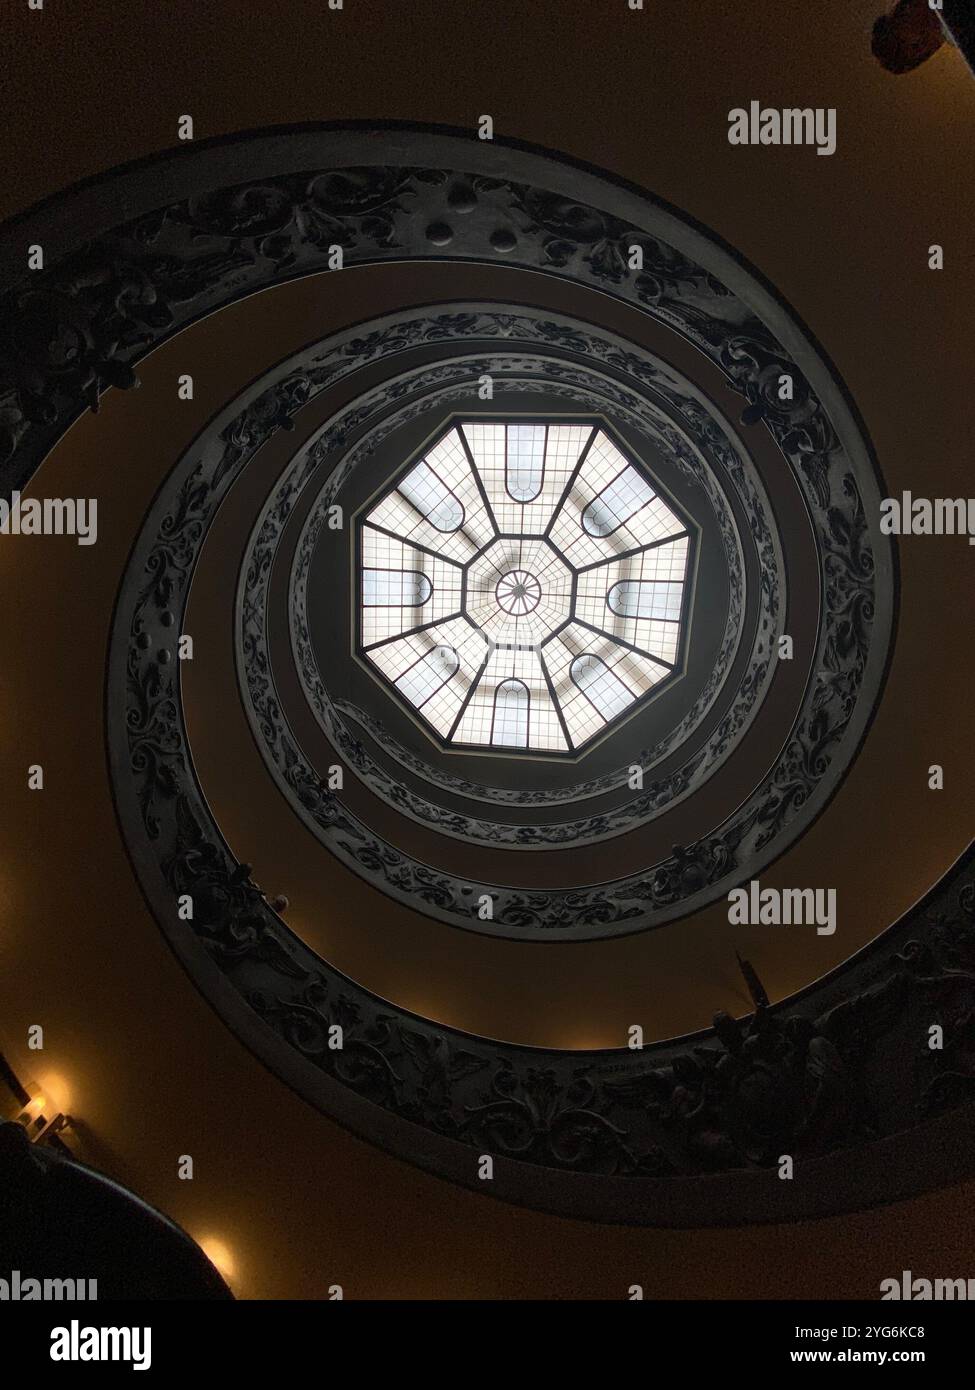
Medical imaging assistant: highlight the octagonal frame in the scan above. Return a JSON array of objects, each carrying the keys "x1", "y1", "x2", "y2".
[{"x1": 353, "y1": 411, "x2": 701, "y2": 761}]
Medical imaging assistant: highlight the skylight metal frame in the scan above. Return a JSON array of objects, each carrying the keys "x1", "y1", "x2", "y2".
[{"x1": 353, "y1": 414, "x2": 699, "y2": 760}]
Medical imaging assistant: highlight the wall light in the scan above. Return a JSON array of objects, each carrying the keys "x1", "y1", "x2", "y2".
[
  {"x1": 198, "y1": 1236, "x2": 237, "y2": 1285},
  {"x1": 14, "y1": 1093, "x2": 72, "y2": 1145}
]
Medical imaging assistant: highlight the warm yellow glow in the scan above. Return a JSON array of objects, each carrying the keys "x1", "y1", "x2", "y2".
[
  {"x1": 198, "y1": 1237, "x2": 236, "y2": 1282},
  {"x1": 34, "y1": 1071, "x2": 71, "y2": 1114},
  {"x1": 22, "y1": 1095, "x2": 46, "y2": 1119}
]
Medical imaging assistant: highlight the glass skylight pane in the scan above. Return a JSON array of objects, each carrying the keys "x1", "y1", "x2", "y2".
[
  {"x1": 399, "y1": 461, "x2": 464, "y2": 532},
  {"x1": 360, "y1": 421, "x2": 691, "y2": 754},
  {"x1": 570, "y1": 654, "x2": 635, "y2": 721},
  {"x1": 582, "y1": 467, "x2": 656, "y2": 536},
  {"x1": 363, "y1": 569, "x2": 431, "y2": 606},
  {"x1": 608, "y1": 580, "x2": 684, "y2": 621},
  {"x1": 491, "y1": 679, "x2": 530, "y2": 747},
  {"x1": 506, "y1": 425, "x2": 545, "y2": 502},
  {"x1": 396, "y1": 645, "x2": 459, "y2": 708},
  {"x1": 461, "y1": 421, "x2": 590, "y2": 538}
]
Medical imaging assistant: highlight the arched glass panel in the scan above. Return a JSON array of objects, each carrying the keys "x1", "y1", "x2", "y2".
[
  {"x1": 505, "y1": 424, "x2": 545, "y2": 502},
  {"x1": 398, "y1": 461, "x2": 465, "y2": 531},
  {"x1": 570, "y1": 654, "x2": 634, "y2": 722},
  {"x1": 491, "y1": 679, "x2": 530, "y2": 748},
  {"x1": 362, "y1": 569, "x2": 432, "y2": 606},
  {"x1": 608, "y1": 580, "x2": 683, "y2": 621},
  {"x1": 582, "y1": 468, "x2": 656, "y2": 536},
  {"x1": 395, "y1": 645, "x2": 459, "y2": 709}
]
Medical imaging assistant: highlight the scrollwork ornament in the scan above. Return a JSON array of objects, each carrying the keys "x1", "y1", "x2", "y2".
[{"x1": 39, "y1": 127, "x2": 935, "y2": 1219}]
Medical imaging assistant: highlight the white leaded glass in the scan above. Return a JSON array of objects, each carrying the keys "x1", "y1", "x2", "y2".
[
  {"x1": 399, "y1": 461, "x2": 464, "y2": 531},
  {"x1": 505, "y1": 424, "x2": 546, "y2": 502},
  {"x1": 491, "y1": 679, "x2": 530, "y2": 748},
  {"x1": 570, "y1": 654, "x2": 634, "y2": 721},
  {"x1": 363, "y1": 569, "x2": 431, "y2": 606},
  {"x1": 358, "y1": 418, "x2": 694, "y2": 754},
  {"x1": 396, "y1": 645, "x2": 460, "y2": 709}
]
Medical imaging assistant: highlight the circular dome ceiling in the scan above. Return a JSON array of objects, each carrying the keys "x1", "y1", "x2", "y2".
[
  {"x1": 286, "y1": 344, "x2": 748, "y2": 833},
  {"x1": 83, "y1": 126, "x2": 891, "y2": 950},
  {"x1": 357, "y1": 417, "x2": 696, "y2": 757},
  {"x1": 2, "y1": 121, "x2": 926, "y2": 1224}
]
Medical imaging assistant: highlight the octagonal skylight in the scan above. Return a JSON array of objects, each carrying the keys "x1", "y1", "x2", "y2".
[{"x1": 357, "y1": 420, "x2": 694, "y2": 755}]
